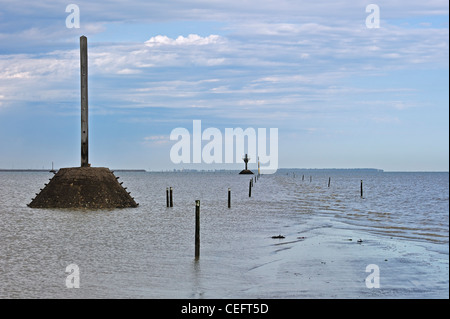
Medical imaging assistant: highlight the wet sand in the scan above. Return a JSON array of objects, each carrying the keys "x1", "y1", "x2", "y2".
[{"x1": 225, "y1": 215, "x2": 448, "y2": 299}]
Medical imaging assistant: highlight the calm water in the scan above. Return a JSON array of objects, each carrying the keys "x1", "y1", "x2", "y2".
[{"x1": 0, "y1": 170, "x2": 448, "y2": 298}]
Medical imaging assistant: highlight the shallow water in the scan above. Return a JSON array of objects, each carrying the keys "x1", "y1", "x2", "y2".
[{"x1": 0, "y1": 170, "x2": 448, "y2": 298}]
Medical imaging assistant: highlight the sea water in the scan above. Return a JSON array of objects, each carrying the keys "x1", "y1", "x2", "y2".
[{"x1": 0, "y1": 170, "x2": 448, "y2": 298}]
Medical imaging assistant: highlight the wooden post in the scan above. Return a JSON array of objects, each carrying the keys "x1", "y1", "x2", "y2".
[
  {"x1": 302, "y1": 175, "x2": 304, "y2": 181},
  {"x1": 195, "y1": 200, "x2": 200, "y2": 259},
  {"x1": 228, "y1": 188, "x2": 231, "y2": 208},
  {"x1": 360, "y1": 180, "x2": 363, "y2": 198},
  {"x1": 80, "y1": 36, "x2": 89, "y2": 167},
  {"x1": 249, "y1": 179, "x2": 252, "y2": 197},
  {"x1": 166, "y1": 187, "x2": 169, "y2": 207},
  {"x1": 328, "y1": 177, "x2": 331, "y2": 188},
  {"x1": 170, "y1": 187, "x2": 173, "y2": 207},
  {"x1": 310, "y1": 176, "x2": 312, "y2": 183},
  {"x1": 258, "y1": 156, "x2": 260, "y2": 176}
]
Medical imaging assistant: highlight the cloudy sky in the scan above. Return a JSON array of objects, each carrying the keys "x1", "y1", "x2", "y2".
[{"x1": 0, "y1": 0, "x2": 448, "y2": 171}]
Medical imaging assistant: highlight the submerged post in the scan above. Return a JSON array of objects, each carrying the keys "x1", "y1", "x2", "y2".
[
  {"x1": 360, "y1": 180, "x2": 363, "y2": 198},
  {"x1": 195, "y1": 200, "x2": 200, "y2": 259},
  {"x1": 80, "y1": 36, "x2": 89, "y2": 167},
  {"x1": 249, "y1": 179, "x2": 252, "y2": 197},
  {"x1": 166, "y1": 187, "x2": 169, "y2": 207},
  {"x1": 228, "y1": 188, "x2": 231, "y2": 208},
  {"x1": 170, "y1": 187, "x2": 173, "y2": 207},
  {"x1": 328, "y1": 177, "x2": 331, "y2": 187},
  {"x1": 258, "y1": 156, "x2": 260, "y2": 176}
]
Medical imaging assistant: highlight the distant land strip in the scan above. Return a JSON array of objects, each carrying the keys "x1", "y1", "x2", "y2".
[
  {"x1": 0, "y1": 169, "x2": 147, "y2": 172},
  {"x1": 150, "y1": 168, "x2": 386, "y2": 173},
  {"x1": 0, "y1": 168, "x2": 388, "y2": 173}
]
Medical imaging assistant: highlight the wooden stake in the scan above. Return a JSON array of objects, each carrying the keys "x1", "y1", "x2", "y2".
[
  {"x1": 166, "y1": 187, "x2": 169, "y2": 207},
  {"x1": 360, "y1": 180, "x2": 363, "y2": 198},
  {"x1": 169, "y1": 187, "x2": 173, "y2": 207},
  {"x1": 228, "y1": 188, "x2": 231, "y2": 208},
  {"x1": 195, "y1": 200, "x2": 200, "y2": 259}
]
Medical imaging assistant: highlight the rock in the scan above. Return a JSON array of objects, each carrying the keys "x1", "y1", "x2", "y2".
[{"x1": 28, "y1": 167, "x2": 138, "y2": 209}]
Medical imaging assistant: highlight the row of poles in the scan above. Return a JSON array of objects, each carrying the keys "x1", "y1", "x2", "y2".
[
  {"x1": 168, "y1": 175, "x2": 363, "y2": 259},
  {"x1": 293, "y1": 175, "x2": 364, "y2": 198},
  {"x1": 167, "y1": 174, "x2": 261, "y2": 259},
  {"x1": 165, "y1": 186, "x2": 202, "y2": 259},
  {"x1": 165, "y1": 186, "x2": 234, "y2": 209},
  {"x1": 166, "y1": 174, "x2": 261, "y2": 209}
]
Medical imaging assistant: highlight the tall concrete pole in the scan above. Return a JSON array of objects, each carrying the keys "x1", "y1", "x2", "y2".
[{"x1": 80, "y1": 36, "x2": 89, "y2": 167}]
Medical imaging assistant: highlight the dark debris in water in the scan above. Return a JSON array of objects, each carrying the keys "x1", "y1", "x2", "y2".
[{"x1": 345, "y1": 238, "x2": 363, "y2": 243}]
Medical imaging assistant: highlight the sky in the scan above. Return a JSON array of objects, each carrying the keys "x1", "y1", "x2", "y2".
[{"x1": 0, "y1": 0, "x2": 448, "y2": 172}]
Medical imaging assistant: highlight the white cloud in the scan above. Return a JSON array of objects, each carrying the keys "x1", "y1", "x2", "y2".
[
  {"x1": 0, "y1": 0, "x2": 448, "y2": 171},
  {"x1": 145, "y1": 34, "x2": 223, "y2": 47},
  {"x1": 142, "y1": 135, "x2": 170, "y2": 146},
  {"x1": 117, "y1": 68, "x2": 141, "y2": 75},
  {"x1": 0, "y1": 2, "x2": 447, "y2": 120}
]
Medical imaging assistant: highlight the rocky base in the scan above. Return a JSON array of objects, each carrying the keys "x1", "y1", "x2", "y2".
[
  {"x1": 28, "y1": 167, "x2": 138, "y2": 209},
  {"x1": 239, "y1": 169, "x2": 254, "y2": 174}
]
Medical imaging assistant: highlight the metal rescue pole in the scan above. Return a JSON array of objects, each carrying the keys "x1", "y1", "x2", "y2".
[{"x1": 80, "y1": 36, "x2": 89, "y2": 167}]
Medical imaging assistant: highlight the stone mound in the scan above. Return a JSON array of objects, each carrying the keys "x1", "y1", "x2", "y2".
[{"x1": 28, "y1": 167, "x2": 138, "y2": 209}]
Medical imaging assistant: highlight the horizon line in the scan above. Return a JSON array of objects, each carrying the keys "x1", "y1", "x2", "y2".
[{"x1": 1, "y1": 168, "x2": 449, "y2": 173}]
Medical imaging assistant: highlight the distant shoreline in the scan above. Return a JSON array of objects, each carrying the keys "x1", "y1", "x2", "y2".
[
  {"x1": 1, "y1": 168, "x2": 448, "y2": 173},
  {"x1": 0, "y1": 169, "x2": 147, "y2": 172}
]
